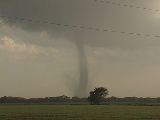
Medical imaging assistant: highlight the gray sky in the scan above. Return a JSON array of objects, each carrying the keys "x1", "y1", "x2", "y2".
[{"x1": 0, "y1": 0, "x2": 160, "y2": 98}]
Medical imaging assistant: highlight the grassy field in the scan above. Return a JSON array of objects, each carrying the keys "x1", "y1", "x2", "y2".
[{"x1": 0, "y1": 105, "x2": 160, "y2": 120}]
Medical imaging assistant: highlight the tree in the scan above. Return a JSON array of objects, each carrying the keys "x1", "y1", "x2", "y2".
[{"x1": 88, "y1": 87, "x2": 109, "y2": 105}]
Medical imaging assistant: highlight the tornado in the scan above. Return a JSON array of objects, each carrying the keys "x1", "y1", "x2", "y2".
[{"x1": 75, "y1": 39, "x2": 88, "y2": 97}]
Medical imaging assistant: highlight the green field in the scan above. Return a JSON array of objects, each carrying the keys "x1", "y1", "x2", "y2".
[{"x1": 0, "y1": 105, "x2": 160, "y2": 120}]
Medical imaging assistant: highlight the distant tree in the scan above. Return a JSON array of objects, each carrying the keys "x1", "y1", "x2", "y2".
[
  {"x1": 0, "y1": 96, "x2": 7, "y2": 103},
  {"x1": 88, "y1": 87, "x2": 109, "y2": 105}
]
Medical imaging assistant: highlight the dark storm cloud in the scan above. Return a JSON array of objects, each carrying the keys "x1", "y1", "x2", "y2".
[
  {"x1": 0, "y1": 0, "x2": 89, "y2": 34},
  {"x1": 0, "y1": 0, "x2": 156, "y2": 48},
  {"x1": 0, "y1": 0, "x2": 98, "y2": 48},
  {"x1": 0, "y1": 0, "x2": 151, "y2": 48}
]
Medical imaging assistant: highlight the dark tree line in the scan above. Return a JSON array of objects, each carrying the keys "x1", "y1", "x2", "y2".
[
  {"x1": 1, "y1": 95, "x2": 160, "y2": 105},
  {"x1": 1, "y1": 87, "x2": 160, "y2": 105},
  {"x1": 0, "y1": 95, "x2": 88, "y2": 104}
]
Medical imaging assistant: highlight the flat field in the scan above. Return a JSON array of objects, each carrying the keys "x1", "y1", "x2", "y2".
[{"x1": 0, "y1": 105, "x2": 160, "y2": 120}]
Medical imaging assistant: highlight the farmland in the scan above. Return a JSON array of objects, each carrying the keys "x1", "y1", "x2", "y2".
[{"x1": 0, "y1": 105, "x2": 160, "y2": 120}]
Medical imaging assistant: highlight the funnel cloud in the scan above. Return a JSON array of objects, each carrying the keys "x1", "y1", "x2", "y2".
[{"x1": 75, "y1": 39, "x2": 88, "y2": 97}]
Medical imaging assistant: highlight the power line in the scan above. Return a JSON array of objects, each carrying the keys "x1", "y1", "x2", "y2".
[
  {"x1": 0, "y1": 15, "x2": 160, "y2": 38},
  {"x1": 94, "y1": 0, "x2": 160, "y2": 12}
]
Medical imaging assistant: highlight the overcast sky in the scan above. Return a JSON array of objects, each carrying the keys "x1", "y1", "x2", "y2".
[{"x1": 0, "y1": 0, "x2": 160, "y2": 98}]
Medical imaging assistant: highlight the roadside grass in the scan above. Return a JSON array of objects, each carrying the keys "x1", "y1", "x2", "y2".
[{"x1": 0, "y1": 105, "x2": 160, "y2": 120}]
